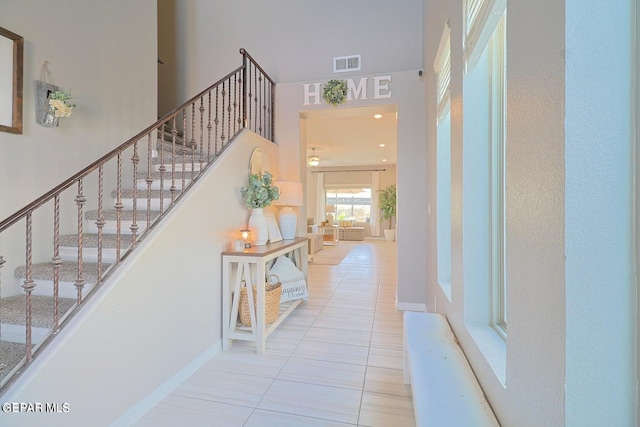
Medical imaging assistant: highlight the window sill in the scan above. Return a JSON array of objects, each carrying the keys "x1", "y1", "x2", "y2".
[
  {"x1": 466, "y1": 323, "x2": 506, "y2": 387},
  {"x1": 437, "y1": 279, "x2": 452, "y2": 303}
]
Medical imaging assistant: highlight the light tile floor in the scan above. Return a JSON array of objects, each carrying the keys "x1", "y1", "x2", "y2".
[{"x1": 134, "y1": 240, "x2": 415, "y2": 427}]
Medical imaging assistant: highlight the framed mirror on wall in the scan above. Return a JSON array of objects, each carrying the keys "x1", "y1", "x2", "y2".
[{"x1": 0, "y1": 26, "x2": 24, "y2": 135}]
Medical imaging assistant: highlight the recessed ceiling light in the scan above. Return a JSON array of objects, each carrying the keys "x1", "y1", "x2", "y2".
[
  {"x1": 379, "y1": 144, "x2": 385, "y2": 147},
  {"x1": 382, "y1": 158, "x2": 387, "y2": 162},
  {"x1": 374, "y1": 114, "x2": 382, "y2": 119}
]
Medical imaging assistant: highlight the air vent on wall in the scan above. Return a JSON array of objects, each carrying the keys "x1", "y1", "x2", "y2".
[{"x1": 333, "y1": 54, "x2": 361, "y2": 73}]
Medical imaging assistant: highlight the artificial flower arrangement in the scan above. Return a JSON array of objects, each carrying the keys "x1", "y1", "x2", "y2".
[
  {"x1": 48, "y1": 90, "x2": 76, "y2": 118},
  {"x1": 322, "y1": 79, "x2": 348, "y2": 106},
  {"x1": 240, "y1": 171, "x2": 280, "y2": 209}
]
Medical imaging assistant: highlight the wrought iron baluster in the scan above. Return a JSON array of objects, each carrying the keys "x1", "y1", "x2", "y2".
[
  {"x1": 159, "y1": 123, "x2": 166, "y2": 216},
  {"x1": 248, "y1": 62, "x2": 253, "y2": 131},
  {"x1": 170, "y1": 117, "x2": 178, "y2": 205},
  {"x1": 199, "y1": 97, "x2": 205, "y2": 170},
  {"x1": 207, "y1": 92, "x2": 212, "y2": 160},
  {"x1": 182, "y1": 110, "x2": 187, "y2": 193},
  {"x1": 115, "y1": 153, "x2": 123, "y2": 262},
  {"x1": 52, "y1": 195, "x2": 62, "y2": 330},
  {"x1": 23, "y1": 212, "x2": 35, "y2": 362},
  {"x1": 146, "y1": 133, "x2": 153, "y2": 227},
  {"x1": 215, "y1": 87, "x2": 220, "y2": 155},
  {"x1": 130, "y1": 142, "x2": 139, "y2": 246},
  {"x1": 190, "y1": 103, "x2": 197, "y2": 181},
  {"x1": 221, "y1": 81, "x2": 227, "y2": 148},
  {"x1": 75, "y1": 180, "x2": 86, "y2": 304},
  {"x1": 96, "y1": 167, "x2": 105, "y2": 285}
]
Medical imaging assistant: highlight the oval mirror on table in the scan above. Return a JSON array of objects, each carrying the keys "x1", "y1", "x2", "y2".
[{"x1": 249, "y1": 147, "x2": 270, "y2": 176}]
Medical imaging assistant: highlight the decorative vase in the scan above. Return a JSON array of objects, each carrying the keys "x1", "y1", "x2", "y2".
[{"x1": 248, "y1": 208, "x2": 269, "y2": 246}]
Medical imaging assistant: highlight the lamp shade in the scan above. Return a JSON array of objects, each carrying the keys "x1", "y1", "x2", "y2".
[
  {"x1": 274, "y1": 181, "x2": 303, "y2": 240},
  {"x1": 324, "y1": 204, "x2": 335, "y2": 213},
  {"x1": 274, "y1": 181, "x2": 303, "y2": 206}
]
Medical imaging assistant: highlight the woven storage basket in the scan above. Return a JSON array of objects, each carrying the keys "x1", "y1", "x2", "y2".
[{"x1": 239, "y1": 275, "x2": 282, "y2": 326}]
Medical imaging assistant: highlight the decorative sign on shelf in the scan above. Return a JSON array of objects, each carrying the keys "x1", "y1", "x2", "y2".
[{"x1": 303, "y1": 75, "x2": 392, "y2": 106}]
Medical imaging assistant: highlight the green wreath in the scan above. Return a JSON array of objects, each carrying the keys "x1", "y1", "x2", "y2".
[{"x1": 322, "y1": 79, "x2": 348, "y2": 106}]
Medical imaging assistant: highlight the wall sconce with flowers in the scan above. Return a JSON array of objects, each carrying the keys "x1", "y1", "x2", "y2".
[{"x1": 35, "y1": 61, "x2": 76, "y2": 127}]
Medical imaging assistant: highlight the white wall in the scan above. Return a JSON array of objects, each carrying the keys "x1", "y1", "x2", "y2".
[
  {"x1": 0, "y1": 0, "x2": 158, "y2": 299},
  {"x1": 564, "y1": 0, "x2": 635, "y2": 425},
  {"x1": 423, "y1": 0, "x2": 637, "y2": 426},
  {"x1": 3, "y1": 131, "x2": 280, "y2": 426},
  {"x1": 161, "y1": 0, "x2": 423, "y2": 105},
  {"x1": 0, "y1": 0, "x2": 158, "y2": 219}
]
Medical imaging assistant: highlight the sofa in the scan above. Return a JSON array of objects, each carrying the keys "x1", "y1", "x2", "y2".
[{"x1": 307, "y1": 219, "x2": 323, "y2": 255}]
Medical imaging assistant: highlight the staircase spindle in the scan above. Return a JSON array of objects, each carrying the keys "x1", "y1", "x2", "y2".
[
  {"x1": 22, "y1": 212, "x2": 35, "y2": 361},
  {"x1": 96, "y1": 166, "x2": 105, "y2": 286},
  {"x1": 75, "y1": 180, "x2": 86, "y2": 304},
  {"x1": 52, "y1": 196, "x2": 62, "y2": 330}
]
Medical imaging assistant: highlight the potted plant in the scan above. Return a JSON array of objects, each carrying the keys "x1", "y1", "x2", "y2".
[
  {"x1": 241, "y1": 171, "x2": 279, "y2": 245},
  {"x1": 378, "y1": 184, "x2": 396, "y2": 241}
]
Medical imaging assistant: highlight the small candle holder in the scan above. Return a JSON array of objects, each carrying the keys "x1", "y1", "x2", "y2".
[{"x1": 241, "y1": 229, "x2": 251, "y2": 248}]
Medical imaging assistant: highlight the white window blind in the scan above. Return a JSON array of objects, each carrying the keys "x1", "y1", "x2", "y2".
[
  {"x1": 464, "y1": 0, "x2": 506, "y2": 70},
  {"x1": 434, "y1": 23, "x2": 451, "y2": 121}
]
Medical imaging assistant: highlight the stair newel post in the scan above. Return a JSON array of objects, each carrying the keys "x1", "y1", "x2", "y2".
[
  {"x1": 51, "y1": 195, "x2": 62, "y2": 330},
  {"x1": 130, "y1": 141, "x2": 139, "y2": 246},
  {"x1": 145, "y1": 133, "x2": 153, "y2": 227},
  {"x1": 96, "y1": 167, "x2": 105, "y2": 286},
  {"x1": 22, "y1": 212, "x2": 35, "y2": 362},
  {"x1": 115, "y1": 153, "x2": 123, "y2": 263},
  {"x1": 241, "y1": 48, "x2": 248, "y2": 129},
  {"x1": 74, "y1": 180, "x2": 86, "y2": 304}
]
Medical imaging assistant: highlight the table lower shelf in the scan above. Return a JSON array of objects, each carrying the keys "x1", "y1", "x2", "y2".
[{"x1": 226, "y1": 298, "x2": 303, "y2": 345}]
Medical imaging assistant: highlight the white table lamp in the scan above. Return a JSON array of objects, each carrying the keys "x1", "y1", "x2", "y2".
[
  {"x1": 325, "y1": 204, "x2": 335, "y2": 224},
  {"x1": 274, "y1": 181, "x2": 303, "y2": 240}
]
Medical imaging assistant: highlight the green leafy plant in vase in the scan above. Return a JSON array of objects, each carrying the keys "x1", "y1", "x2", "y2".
[{"x1": 378, "y1": 184, "x2": 396, "y2": 241}]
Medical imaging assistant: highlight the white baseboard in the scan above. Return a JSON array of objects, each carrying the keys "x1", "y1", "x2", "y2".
[
  {"x1": 396, "y1": 301, "x2": 427, "y2": 312},
  {"x1": 111, "y1": 341, "x2": 222, "y2": 426}
]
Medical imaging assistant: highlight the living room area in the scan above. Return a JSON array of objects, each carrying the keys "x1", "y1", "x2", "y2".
[{"x1": 302, "y1": 105, "x2": 398, "y2": 262}]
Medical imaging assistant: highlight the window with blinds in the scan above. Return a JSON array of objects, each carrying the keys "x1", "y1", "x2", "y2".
[
  {"x1": 464, "y1": 0, "x2": 506, "y2": 70},
  {"x1": 434, "y1": 23, "x2": 451, "y2": 121}
]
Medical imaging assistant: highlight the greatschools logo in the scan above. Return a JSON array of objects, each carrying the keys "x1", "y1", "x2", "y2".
[{"x1": 303, "y1": 75, "x2": 392, "y2": 106}]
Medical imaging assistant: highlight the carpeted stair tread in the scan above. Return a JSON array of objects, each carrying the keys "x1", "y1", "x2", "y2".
[
  {"x1": 152, "y1": 154, "x2": 204, "y2": 164},
  {"x1": 86, "y1": 209, "x2": 161, "y2": 221},
  {"x1": 111, "y1": 188, "x2": 181, "y2": 199},
  {"x1": 0, "y1": 342, "x2": 26, "y2": 382},
  {"x1": 14, "y1": 261, "x2": 107, "y2": 284},
  {"x1": 59, "y1": 233, "x2": 133, "y2": 248},
  {"x1": 1, "y1": 295, "x2": 76, "y2": 328},
  {"x1": 135, "y1": 170, "x2": 200, "y2": 181}
]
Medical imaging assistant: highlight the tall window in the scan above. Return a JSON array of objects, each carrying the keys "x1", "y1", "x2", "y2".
[
  {"x1": 435, "y1": 23, "x2": 452, "y2": 299},
  {"x1": 465, "y1": 0, "x2": 507, "y2": 334},
  {"x1": 489, "y1": 15, "x2": 506, "y2": 333}
]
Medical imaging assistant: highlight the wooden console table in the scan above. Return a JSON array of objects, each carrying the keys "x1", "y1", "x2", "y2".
[{"x1": 222, "y1": 237, "x2": 308, "y2": 353}]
